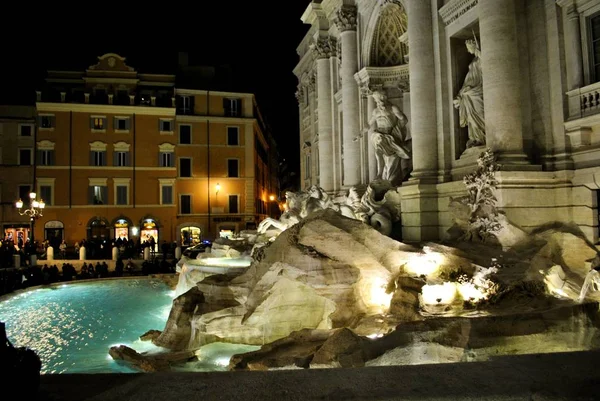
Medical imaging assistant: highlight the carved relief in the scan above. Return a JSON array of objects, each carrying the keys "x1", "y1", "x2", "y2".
[{"x1": 334, "y1": 5, "x2": 357, "y2": 32}]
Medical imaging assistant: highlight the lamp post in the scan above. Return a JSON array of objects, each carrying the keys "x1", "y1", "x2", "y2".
[{"x1": 15, "y1": 192, "x2": 45, "y2": 245}]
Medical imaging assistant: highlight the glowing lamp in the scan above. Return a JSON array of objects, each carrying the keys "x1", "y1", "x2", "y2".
[
  {"x1": 269, "y1": 195, "x2": 275, "y2": 201},
  {"x1": 39, "y1": 200, "x2": 45, "y2": 209},
  {"x1": 216, "y1": 183, "x2": 221, "y2": 193},
  {"x1": 15, "y1": 199, "x2": 23, "y2": 209},
  {"x1": 29, "y1": 192, "x2": 36, "y2": 199}
]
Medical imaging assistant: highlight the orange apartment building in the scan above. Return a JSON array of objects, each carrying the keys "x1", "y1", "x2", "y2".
[
  {"x1": 0, "y1": 106, "x2": 37, "y2": 245},
  {"x1": 30, "y1": 53, "x2": 279, "y2": 249}
]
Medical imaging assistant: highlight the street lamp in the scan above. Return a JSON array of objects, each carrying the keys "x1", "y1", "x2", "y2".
[{"x1": 15, "y1": 192, "x2": 45, "y2": 244}]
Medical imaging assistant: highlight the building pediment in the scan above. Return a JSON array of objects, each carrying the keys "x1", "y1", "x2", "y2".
[{"x1": 88, "y1": 53, "x2": 135, "y2": 73}]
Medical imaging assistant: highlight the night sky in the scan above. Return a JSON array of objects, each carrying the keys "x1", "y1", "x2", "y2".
[{"x1": 0, "y1": 3, "x2": 311, "y2": 183}]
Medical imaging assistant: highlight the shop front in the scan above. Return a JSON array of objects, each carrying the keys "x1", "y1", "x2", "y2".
[
  {"x1": 179, "y1": 223, "x2": 202, "y2": 247},
  {"x1": 113, "y1": 217, "x2": 131, "y2": 241},
  {"x1": 4, "y1": 224, "x2": 31, "y2": 249},
  {"x1": 140, "y1": 218, "x2": 159, "y2": 252}
]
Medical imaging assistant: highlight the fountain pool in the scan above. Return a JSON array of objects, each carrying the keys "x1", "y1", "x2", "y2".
[{"x1": 0, "y1": 278, "x2": 257, "y2": 374}]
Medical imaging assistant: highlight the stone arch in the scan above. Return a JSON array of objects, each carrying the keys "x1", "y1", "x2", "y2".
[{"x1": 362, "y1": 0, "x2": 408, "y2": 67}]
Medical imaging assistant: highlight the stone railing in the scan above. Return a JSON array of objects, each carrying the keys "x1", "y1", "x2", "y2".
[
  {"x1": 439, "y1": 0, "x2": 479, "y2": 26},
  {"x1": 566, "y1": 81, "x2": 600, "y2": 120}
]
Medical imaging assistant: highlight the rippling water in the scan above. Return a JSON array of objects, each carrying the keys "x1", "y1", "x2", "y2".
[{"x1": 0, "y1": 278, "x2": 174, "y2": 374}]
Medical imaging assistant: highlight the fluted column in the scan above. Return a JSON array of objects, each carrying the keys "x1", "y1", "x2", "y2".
[
  {"x1": 479, "y1": 0, "x2": 529, "y2": 165},
  {"x1": 405, "y1": 0, "x2": 438, "y2": 181},
  {"x1": 314, "y1": 37, "x2": 335, "y2": 192},
  {"x1": 335, "y1": 5, "x2": 361, "y2": 187},
  {"x1": 366, "y1": 91, "x2": 377, "y2": 181},
  {"x1": 558, "y1": 0, "x2": 583, "y2": 90}
]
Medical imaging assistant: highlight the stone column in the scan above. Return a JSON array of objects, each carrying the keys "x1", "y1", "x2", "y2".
[
  {"x1": 314, "y1": 37, "x2": 335, "y2": 192},
  {"x1": 366, "y1": 91, "x2": 377, "y2": 182},
  {"x1": 405, "y1": 0, "x2": 438, "y2": 181},
  {"x1": 558, "y1": 0, "x2": 583, "y2": 90},
  {"x1": 335, "y1": 5, "x2": 361, "y2": 187},
  {"x1": 479, "y1": 0, "x2": 529, "y2": 165}
]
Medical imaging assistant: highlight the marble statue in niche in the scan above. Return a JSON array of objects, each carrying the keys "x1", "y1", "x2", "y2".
[
  {"x1": 368, "y1": 90, "x2": 412, "y2": 186},
  {"x1": 453, "y1": 37, "x2": 485, "y2": 148}
]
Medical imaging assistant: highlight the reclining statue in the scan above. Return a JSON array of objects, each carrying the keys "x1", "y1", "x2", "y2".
[{"x1": 257, "y1": 183, "x2": 398, "y2": 238}]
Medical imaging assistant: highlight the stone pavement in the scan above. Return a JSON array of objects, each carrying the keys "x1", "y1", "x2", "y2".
[{"x1": 35, "y1": 350, "x2": 599, "y2": 401}]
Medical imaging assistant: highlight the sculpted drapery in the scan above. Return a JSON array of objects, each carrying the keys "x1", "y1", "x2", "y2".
[
  {"x1": 368, "y1": 90, "x2": 411, "y2": 186},
  {"x1": 454, "y1": 39, "x2": 486, "y2": 148}
]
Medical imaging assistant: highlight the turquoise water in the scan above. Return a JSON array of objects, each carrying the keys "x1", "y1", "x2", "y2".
[{"x1": 0, "y1": 278, "x2": 174, "y2": 374}]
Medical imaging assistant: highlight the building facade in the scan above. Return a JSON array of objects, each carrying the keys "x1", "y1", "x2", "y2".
[
  {"x1": 27, "y1": 53, "x2": 278, "y2": 248},
  {"x1": 0, "y1": 106, "x2": 36, "y2": 246},
  {"x1": 295, "y1": 0, "x2": 600, "y2": 243}
]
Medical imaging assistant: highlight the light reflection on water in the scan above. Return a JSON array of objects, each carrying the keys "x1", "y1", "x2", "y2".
[{"x1": 0, "y1": 278, "x2": 174, "y2": 374}]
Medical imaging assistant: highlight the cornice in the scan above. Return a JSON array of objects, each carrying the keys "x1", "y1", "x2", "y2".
[
  {"x1": 175, "y1": 115, "x2": 256, "y2": 125},
  {"x1": 36, "y1": 102, "x2": 176, "y2": 116},
  {"x1": 439, "y1": 0, "x2": 479, "y2": 27},
  {"x1": 354, "y1": 65, "x2": 410, "y2": 91}
]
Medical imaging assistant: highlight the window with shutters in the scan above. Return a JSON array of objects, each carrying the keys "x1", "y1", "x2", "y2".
[
  {"x1": 91, "y1": 116, "x2": 106, "y2": 131},
  {"x1": 40, "y1": 185, "x2": 52, "y2": 206},
  {"x1": 89, "y1": 185, "x2": 108, "y2": 205},
  {"x1": 39, "y1": 115, "x2": 55, "y2": 130},
  {"x1": 227, "y1": 126, "x2": 239, "y2": 146},
  {"x1": 224, "y1": 98, "x2": 241, "y2": 117},
  {"x1": 178, "y1": 95, "x2": 192, "y2": 114},
  {"x1": 180, "y1": 194, "x2": 192, "y2": 214},
  {"x1": 114, "y1": 117, "x2": 130, "y2": 132},
  {"x1": 228, "y1": 195, "x2": 239, "y2": 213},
  {"x1": 179, "y1": 124, "x2": 191, "y2": 144},
  {"x1": 179, "y1": 158, "x2": 192, "y2": 177},
  {"x1": 160, "y1": 152, "x2": 173, "y2": 167},
  {"x1": 38, "y1": 150, "x2": 55, "y2": 166},
  {"x1": 116, "y1": 186, "x2": 128, "y2": 205},
  {"x1": 113, "y1": 178, "x2": 130, "y2": 205},
  {"x1": 227, "y1": 159, "x2": 239, "y2": 178},
  {"x1": 37, "y1": 178, "x2": 55, "y2": 206},
  {"x1": 115, "y1": 151, "x2": 129, "y2": 167},
  {"x1": 161, "y1": 185, "x2": 173, "y2": 205},
  {"x1": 160, "y1": 119, "x2": 173, "y2": 133},
  {"x1": 91, "y1": 151, "x2": 106, "y2": 166}
]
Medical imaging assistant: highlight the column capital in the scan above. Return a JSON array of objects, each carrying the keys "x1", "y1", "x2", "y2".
[
  {"x1": 311, "y1": 37, "x2": 337, "y2": 59},
  {"x1": 334, "y1": 5, "x2": 357, "y2": 32}
]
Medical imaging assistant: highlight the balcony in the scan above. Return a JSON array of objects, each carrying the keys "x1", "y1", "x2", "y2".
[{"x1": 566, "y1": 81, "x2": 600, "y2": 120}]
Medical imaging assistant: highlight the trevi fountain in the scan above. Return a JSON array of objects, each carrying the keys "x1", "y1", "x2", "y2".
[{"x1": 108, "y1": 149, "x2": 600, "y2": 373}]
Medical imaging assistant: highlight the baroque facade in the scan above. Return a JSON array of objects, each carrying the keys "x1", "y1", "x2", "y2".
[
  {"x1": 295, "y1": 0, "x2": 600, "y2": 243},
  {"x1": 21, "y1": 53, "x2": 279, "y2": 249}
]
